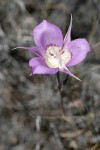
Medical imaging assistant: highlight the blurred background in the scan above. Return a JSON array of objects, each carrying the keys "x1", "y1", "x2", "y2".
[{"x1": 0, "y1": 0, "x2": 100, "y2": 149}]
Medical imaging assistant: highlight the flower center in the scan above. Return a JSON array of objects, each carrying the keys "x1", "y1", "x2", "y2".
[{"x1": 45, "y1": 46, "x2": 71, "y2": 69}]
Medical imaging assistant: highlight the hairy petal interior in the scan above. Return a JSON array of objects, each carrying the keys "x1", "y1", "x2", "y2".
[{"x1": 45, "y1": 46, "x2": 71, "y2": 69}]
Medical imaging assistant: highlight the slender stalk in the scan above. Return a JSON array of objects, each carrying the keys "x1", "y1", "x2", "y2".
[
  {"x1": 56, "y1": 72, "x2": 64, "y2": 114},
  {"x1": 56, "y1": 72, "x2": 69, "y2": 115}
]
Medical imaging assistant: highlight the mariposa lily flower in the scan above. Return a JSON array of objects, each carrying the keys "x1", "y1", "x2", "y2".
[{"x1": 16, "y1": 16, "x2": 90, "y2": 80}]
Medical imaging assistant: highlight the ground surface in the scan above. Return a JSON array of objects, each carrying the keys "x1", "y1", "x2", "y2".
[{"x1": 0, "y1": 0, "x2": 100, "y2": 150}]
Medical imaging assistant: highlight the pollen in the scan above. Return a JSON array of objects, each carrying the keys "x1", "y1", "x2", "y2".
[{"x1": 45, "y1": 46, "x2": 71, "y2": 69}]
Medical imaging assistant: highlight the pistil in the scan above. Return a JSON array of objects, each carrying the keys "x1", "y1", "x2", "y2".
[{"x1": 45, "y1": 45, "x2": 71, "y2": 69}]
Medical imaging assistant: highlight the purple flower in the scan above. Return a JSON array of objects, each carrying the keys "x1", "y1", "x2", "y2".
[{"x1": 17, "y1": 16, "x2": 91, "y2": 80}]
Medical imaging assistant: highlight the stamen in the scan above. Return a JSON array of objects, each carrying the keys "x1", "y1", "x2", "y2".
[
  {"x1": 61, "y1": 50, "x2": 64, "y2": 54},
  {"x1": 49, "y1": 52, "x2": 54, "y2": 56}
]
